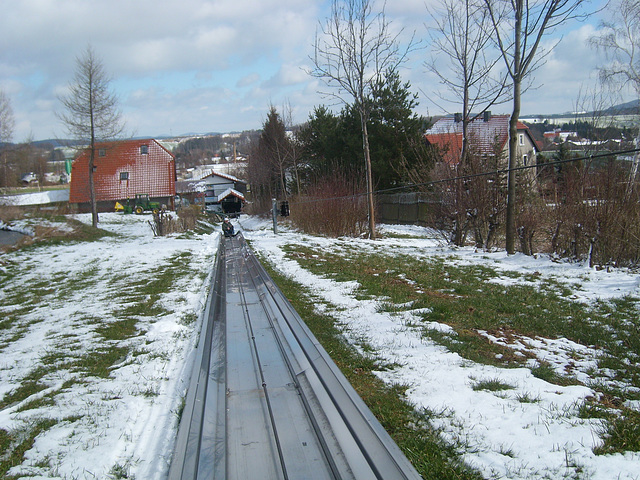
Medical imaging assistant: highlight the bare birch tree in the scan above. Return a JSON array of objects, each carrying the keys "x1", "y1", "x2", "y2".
[
  {"x1": 58, "y1": 46, "x2": 124, "y2": 227},
  {"x1": 427, "y1": 0, "x2": 510, "y2": 246},
  {"x1": 484, "y1": 0, "x2": 591, "y2": 254},
  {"x1": 310, "y1": 0, "x2": 415, "y2": 239}
]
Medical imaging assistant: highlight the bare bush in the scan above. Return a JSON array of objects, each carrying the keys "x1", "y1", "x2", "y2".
[
  {"x1": 290, "y1": 173, "x2": 369, "y2": 237},
  {"x1": 545, "y1": 158, "x2": 640, "y2": 267},
  {"x1": 148, "y1": 210, "x2": 181, "y2": 236},
  {"x1": 176, "y1": 205, "x2": 201, "y2": 231},
  {"x1": 245, "y1": 197, "x2": 272, "y2": 216},
  {"x1": 149, "y1": 205, "x2": 208, "y2": 237},
  {"x1": 428, "y1": 143, "x2": 506, "y2": 249},
  {"x1": 429, "y1": 163, "x2": 467, "y2": 244},
  {"x1": 466, "y1": 151, "x2": 507, "y2": 250}
]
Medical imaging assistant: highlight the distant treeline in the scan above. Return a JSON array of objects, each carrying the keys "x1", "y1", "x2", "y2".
[
  {"x1": 173, "y1": 131, "x2": 259, "y2": 169},
  {"x1": 526, "y1": 121, "x2": 639, "y2": 142}
]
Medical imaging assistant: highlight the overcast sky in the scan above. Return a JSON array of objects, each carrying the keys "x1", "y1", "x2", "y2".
[{"x1": 0, "y1": 0, "x2": 622, "y2": 142}]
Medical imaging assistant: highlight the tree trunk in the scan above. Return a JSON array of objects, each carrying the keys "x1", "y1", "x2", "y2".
[
  {"x1": 89, "y1": 78, "x2": 98, "y2": 228},
  {"x1": 505, "y1": 1, "x2": 523, "y2": 255},
  {"x1": 627, "y1": 128, "x2": 640, "y2": 197},
  {"x1": 89, "y1": 147, "x2": 98, "y2": 227},
  {"x1": 506, "y1": 91, "x2": 520, "y2": 254},
  {"x1": 361, "y1": 115, "x2": 376, "y2": 239}
]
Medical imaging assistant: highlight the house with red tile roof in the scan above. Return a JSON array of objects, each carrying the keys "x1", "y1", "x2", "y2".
[
  {"x1": 69, "y1": 139, "x2": 176, "y2": 212},
  {"x1": 425, "y1": 114, "x2": 538, "y2": 171}
]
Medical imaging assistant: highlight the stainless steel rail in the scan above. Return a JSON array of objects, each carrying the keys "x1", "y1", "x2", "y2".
[{"x1": 168, "y1": 233, "x2": 422, "y2": 480}]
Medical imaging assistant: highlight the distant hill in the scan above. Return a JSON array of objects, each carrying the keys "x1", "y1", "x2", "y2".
[
  {"x1": 32, "y1": 139, "x2": 84, "y2": 148},
  {"x1": 524, "y1": 99, "x2": 640, "y2": 120},
  {"x1": 602, "y1": 99, "x2": 640, "y2": 115}
]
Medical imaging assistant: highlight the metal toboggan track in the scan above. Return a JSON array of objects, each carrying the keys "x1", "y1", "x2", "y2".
[{"x1": 168, "y1": 233, "x2": 422, "y2": 480}]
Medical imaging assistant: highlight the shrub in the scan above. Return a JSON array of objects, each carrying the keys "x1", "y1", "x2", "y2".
[
  {"x1": 149, "y1": 210, "x2": 180, "y2": 236},
  {"x1": 176, "y1": 205, "x2": 201, "y2": 231},
  {"x1": 290, "y1": 172, "x2": 369, "y2": 237},
  {"x1": 545, "y1": 158, "x2": 640, "y2": 267}
]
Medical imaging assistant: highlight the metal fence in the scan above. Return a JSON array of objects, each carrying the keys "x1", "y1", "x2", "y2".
[{"x1": 377, "y1": 192, "x2": 441, "y2": 226}]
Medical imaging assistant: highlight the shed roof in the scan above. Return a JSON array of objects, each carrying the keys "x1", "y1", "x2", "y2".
[{"x1": 217, "y1": 188, "x2": 245, "y2": 202}]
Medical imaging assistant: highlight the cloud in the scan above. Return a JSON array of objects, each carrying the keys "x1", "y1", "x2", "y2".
[
  {"x1": 237, "y1": 73, "x2": 260, "y2": 88},
  {"x1": 518, "y1": 23, "x2": 613, "y2": 114},
  {"x1": 0, "y1": 0, "x2": 321, "y2": 139},
  {"x1": 0, "y1": 0, "x2": 630, "y2": 141},
  {"x1": 264, "y1": 63, "x2": 310, "y2": 88}
]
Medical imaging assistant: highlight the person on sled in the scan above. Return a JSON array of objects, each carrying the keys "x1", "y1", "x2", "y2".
[{"x1": 222, "y1": 217, "x2": 235, "y2": 237}]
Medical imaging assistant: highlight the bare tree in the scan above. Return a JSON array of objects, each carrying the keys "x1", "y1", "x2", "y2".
[
  {"x1": 590, "y1": 0, "x2": 640, "y2": 188},
  {"x1": 426, "y1": 0, "x2": 509, "y2": 165},
  {"x1": 484, "y1": 0, "x2": 591, "y2": 254},
  {"x1": 426, "y1": 0, "x2": 510, "y2": 246},
  {"x1": 58, "y1": 46, "x2": 124, "y2": 227},
  {"x1": 310, "y1": 0, "x2": 415, "y2": 239},
  {"x1": 282, "y1": 100, "x2": 303, "y2": 195}
]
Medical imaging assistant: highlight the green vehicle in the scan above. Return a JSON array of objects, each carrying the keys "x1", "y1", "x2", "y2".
[{"x1": 115, "y1": 194, "x2": 161, "y2": 214}]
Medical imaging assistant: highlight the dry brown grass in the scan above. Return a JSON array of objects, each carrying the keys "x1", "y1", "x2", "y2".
[{"x1": 0, "y1": 205, "x2": 27, "y2": 223}]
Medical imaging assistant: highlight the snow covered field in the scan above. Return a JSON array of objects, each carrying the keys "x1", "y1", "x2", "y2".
[
  {"x1": 0, "y1": 189, "x2": 69, "y2": 206},
  {"x1": 241, "y1": 217, "x2": 640, "y2": 480},
  {"x1": 1, "y1": 213, "x2": 219, "y2": 479},
  {"x1": 1, "y1": 212, "x2": 639, "y2": 479}
]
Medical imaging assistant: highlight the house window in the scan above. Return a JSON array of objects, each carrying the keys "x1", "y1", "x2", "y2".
[
  {"x1": 523, "y1": 154, "x2": 528, "y2": 166},
  {"x1": 140, "y1": 145, "x2": 149, "y2": 155},
  {"x1": 99, "y1": 148, "x2": 106, "y2": 157},
  {"x1": 120, "y1": 172, "x2": 129, "y2": 181},
  {"x1": 519, "y1": 134, "x2": 525, "y2": 146}
]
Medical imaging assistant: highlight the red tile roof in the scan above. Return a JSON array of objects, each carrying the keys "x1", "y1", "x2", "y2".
[{"x1": 425, "y1": 115, "x2": 533, "y2": 165}]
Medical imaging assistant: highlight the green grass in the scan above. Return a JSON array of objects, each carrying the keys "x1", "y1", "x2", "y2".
[
  {"x1": 75, "y1": 346, "x2": 130, "y2": 379},
  {"x1": 276, "y1": 242, "x2": 640, "y2": 456},
  {"x1": 594, "y1": 408, "x2": 640, "y2": 453},
  {"x1": 96, "y1": 318, "x2": 139, "y2": 340},
  {"x1": 109, "y1": 462, "x2": 136, "y2": 479},
  {"x1": 471, "y1": 378, "x2": 515, "y2": 392},
  {"x1": 0, "y1": 418, "x2": 58, "y2": 479},
  {"x1": 0, "y1": 366, "x2": 50, "y2": 410},
  {"x1": 108, "y1": 251, "x2": 195, "y2": 321}
]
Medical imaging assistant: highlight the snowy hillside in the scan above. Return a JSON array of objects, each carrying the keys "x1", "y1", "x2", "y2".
[{"x1": 1, "y1": 213, "x2": 639, "y2": 479}]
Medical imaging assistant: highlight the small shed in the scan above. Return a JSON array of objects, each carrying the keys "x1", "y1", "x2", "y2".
[
  {"x1": 198, "y1": 171, "x2": 247, "y2": 215},
  {"x1": 69, "y1": 139, "x2": 176, "y2": 212}
]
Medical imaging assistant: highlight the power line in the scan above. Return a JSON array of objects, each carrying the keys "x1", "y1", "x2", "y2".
[{"x1": 287, "y1": 147, "x2": 640, "y2": 206}]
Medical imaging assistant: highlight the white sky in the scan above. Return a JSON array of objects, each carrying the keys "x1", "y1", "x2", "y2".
[{"x1": 0, "y1": 0, "x2": 622, "y2": 142}]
